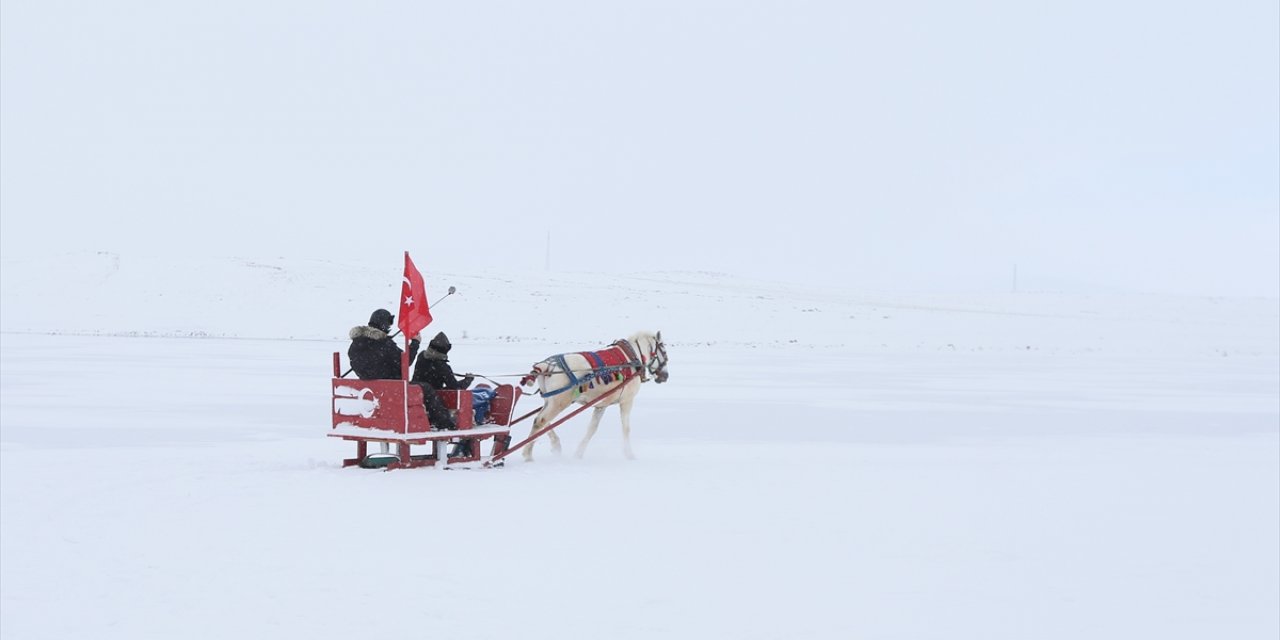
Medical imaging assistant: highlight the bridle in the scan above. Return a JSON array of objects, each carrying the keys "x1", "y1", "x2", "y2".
[
  {"x1": 645, "y1": 337, "x2": 669, "y2": 383},
  {"x1": 613, "y1": 335, "x2": 669, "y2": 384}
]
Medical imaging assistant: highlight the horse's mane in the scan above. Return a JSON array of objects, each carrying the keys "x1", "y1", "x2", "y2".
[{"x1": 626, "y1": 330, "x2": 657, "y2": 346}]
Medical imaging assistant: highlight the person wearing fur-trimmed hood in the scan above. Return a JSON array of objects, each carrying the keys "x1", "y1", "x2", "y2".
[
  {"x1": 348, "y1": 308, "x2": 420, "y2": 380},
  {"x1": 411, "y1": 331, "x2": 473, "y2": 442},
  {"x1": 412, "y1": 331, "x2": 474, "y2": 391}
]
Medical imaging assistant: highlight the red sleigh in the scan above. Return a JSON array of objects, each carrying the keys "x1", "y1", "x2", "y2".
[{"x1": 328, "y1": 352, "x2": 523, "y2": 469}]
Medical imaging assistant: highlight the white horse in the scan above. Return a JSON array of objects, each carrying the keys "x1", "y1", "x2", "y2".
[{"x1": 520, "y1": 331, "x2": 669, "y2": 461}]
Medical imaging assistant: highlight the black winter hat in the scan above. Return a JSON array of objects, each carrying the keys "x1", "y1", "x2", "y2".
[
  {"x1": 429, "y1": 331, "x2": 452, "y2": 354},
  {"x1": 369, "y1": 309, "x2": 394, "y2": 332}
]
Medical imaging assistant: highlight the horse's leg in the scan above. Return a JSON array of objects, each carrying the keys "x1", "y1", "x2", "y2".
[
  {"x1": 575, "y1": 406, "x2": 608, "y2": 459},
  {"x1": 546, "y1": 424, "x2": 563, "y2": 456},
  {"x1": 619, "y1": 396, "x2": 636, "y2": 460},
  {"x1": 546, "y1": 399, "x2": 569, "y2": 456},
  {"x1": 522, "y1": 409, "x2": 547, "y2": 462},
  {"x1": 522, "y1": 400, "x2": 566, "y2": 462}
]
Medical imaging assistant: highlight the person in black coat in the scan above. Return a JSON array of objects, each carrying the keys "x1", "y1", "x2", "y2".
[
  {"x1": 412, "y1": 331, "x2": 474, "y2": 391},
  {"x1": 348, "y1": 309, "x2": 420, "y2": 380},
  {"x1": 411, "y1": 331, "x2": 473, "y2": 443}
]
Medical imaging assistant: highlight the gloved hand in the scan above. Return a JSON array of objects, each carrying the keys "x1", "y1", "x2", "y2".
[{"x1": 461, "y1": 375, "x2": 475, "y2": 388}]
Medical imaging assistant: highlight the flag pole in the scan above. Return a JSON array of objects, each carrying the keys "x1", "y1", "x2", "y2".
[{"x1": 402, "y1": 334, "x2": 411, "y2": 380}]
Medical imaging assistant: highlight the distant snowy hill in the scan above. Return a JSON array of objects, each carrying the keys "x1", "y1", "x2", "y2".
[{"x1": 2, "y1": 250, "x2": 1277, "y2": 357}]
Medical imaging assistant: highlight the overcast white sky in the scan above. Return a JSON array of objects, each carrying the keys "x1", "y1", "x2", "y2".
[{"x1": 2, "y1": 1, "x2": 1277, "y2": 296}]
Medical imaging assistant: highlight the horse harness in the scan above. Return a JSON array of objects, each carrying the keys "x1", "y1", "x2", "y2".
[{"x1": 526, "y1": 338, "x2": 666, "y2": 398}]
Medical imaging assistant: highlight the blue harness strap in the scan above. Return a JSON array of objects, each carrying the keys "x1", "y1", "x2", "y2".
[
  {"x1": 538, "y1": 347, "x2": 639, "y2": 397},
  {"x1": 541, "y1": 354, "x2": 584, "y2": 397}
]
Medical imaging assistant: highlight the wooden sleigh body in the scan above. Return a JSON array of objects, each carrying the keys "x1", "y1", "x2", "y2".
[{"x1": 328, "y1": 352, "x2": 522, "y2": 469}]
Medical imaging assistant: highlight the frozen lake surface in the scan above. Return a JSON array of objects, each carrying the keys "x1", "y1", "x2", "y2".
[
  {"x1": 2, "y1": 329, "x2": 1276, "y2": 640},
  {"x1": 2, "y1": 256, "x2": 1277, "y2": 639}
]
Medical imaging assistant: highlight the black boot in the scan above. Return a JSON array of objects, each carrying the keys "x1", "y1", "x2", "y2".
[
  {"x1": 430, "y1": 415, "x2": 457, "y2": 432},
  {"x1": 448, "y1": 440, "x2": 473, "y2": 458}
]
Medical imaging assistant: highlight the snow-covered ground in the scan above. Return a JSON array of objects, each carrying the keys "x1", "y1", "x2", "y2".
[{"x1": 1, "y1": 252, "x2": 1277, "y2": 639}]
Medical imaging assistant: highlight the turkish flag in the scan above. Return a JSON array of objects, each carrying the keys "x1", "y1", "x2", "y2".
[{"x1": 398, "y1": 252, "x2": 432, "y2": 339}]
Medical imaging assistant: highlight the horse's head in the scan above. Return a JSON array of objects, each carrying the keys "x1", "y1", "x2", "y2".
[
  {"x1": 621, "y1": 330, "x2": 669, "y2": 384},
  {"x1": 650, "y1": 331, "x2": 669, "y2": 384}
]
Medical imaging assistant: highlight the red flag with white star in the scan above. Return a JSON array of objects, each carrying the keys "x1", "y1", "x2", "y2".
[{"x1": 398, "y1": 252, "x2": 432, "y2": 339}]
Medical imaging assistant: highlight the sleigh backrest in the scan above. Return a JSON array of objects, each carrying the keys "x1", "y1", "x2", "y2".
[
  {"x1": 487, "y1": 385, "x2": 522, "y2": 425},
  {"x1": 331, "y1": 352, "x2": 431, "y2": 434}
]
